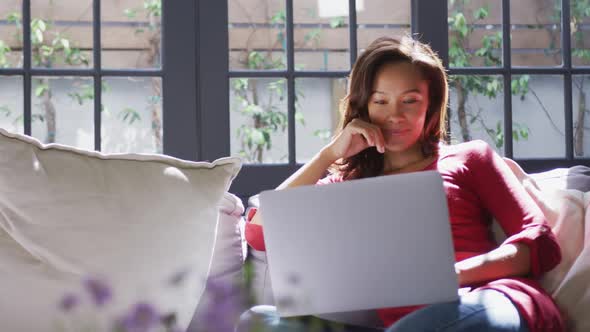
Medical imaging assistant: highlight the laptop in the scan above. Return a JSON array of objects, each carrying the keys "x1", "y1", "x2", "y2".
[{"x1": 258, "y1": 170, "x2": 459, "y2": 318}]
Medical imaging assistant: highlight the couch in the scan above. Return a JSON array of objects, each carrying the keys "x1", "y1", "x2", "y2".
[
  {"x1": 213, "y1": 162, "x2": 590, "y2": 332},
  {"x1": 1, "y1": 128, "x2": 589, "y2": 332}
]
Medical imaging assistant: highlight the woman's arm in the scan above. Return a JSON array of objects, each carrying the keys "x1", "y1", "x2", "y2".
[
  {"x1": 455, "y1": 243, "x2": 531, "y2": 287},
  {"x1": 250, "y1": 118, "x2": 385, "y2": 226},
  {"x1": 460, "y1": 140, "x2": 561, "y2": 280},
  {"x1": 249, "y1": 148, "x2": 336, "y2": 225}
]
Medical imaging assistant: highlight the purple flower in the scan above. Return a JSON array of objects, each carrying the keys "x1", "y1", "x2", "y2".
[
  {"x1": 83, "y1": 277, "x2": 112, "y2": 307},
  {"x1": 200, "y1": 279, "x2": 244, "y2": 332},
  {"x1": 119, "y1": 302, "x2": 161, "y2": 332},
  {"x1": 58, "y1": 293, "x2": 79, "y2": 312}
]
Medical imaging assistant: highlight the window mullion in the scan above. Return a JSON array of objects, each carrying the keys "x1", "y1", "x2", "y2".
[
  {"x1": 349, "y1": 0, "x2": 357, "y2": 65},
  {"x1": 286, "y1": 0, "x2": 295, "y2": 164},
  {"x1": 562, "y1": 0, "x2": 574, "y2": 160},
  {"x1": 163, "y1": 0, "x2": 199, "y2": 161},
  {"x1": 23, "y1": 0, "x2": 31, "y2": 136},
  {"x1": 93, "y1": 0, "x2": 101, "y2": 151},
  {"x1": 502, "y1": 0, "x2": 513, "y2": 158}
]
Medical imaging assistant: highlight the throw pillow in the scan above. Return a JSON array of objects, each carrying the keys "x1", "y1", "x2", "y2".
[
  {"x1": 502, "y1": 158, "x2": 589, "y2": 331},
  {"x1": 0, "y1": 129, "x2": 241, "y2": 331},
  {"x1": 188, "y1": 192, "x2": 248, "y2": 332}
]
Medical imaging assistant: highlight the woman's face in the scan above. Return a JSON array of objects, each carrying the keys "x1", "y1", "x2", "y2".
[{"x1": 367, "y1": 62, "x2": 430, "y2": 154}]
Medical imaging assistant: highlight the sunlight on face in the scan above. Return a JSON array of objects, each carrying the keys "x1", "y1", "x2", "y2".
[{"x1": 368, "y1": 62, "x2": 430, "y2": 154}]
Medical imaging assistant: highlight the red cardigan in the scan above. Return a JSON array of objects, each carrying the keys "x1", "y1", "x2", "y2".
[{"x1": 245, "y1": 140, "x2": 565, "y2": 332}]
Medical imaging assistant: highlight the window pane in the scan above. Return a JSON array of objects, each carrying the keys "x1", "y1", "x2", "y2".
[
  {"x1": 512, "y1": 75, "x2": 565, "y2": 158},
  {"x1": 0, "y1": 76, "x2": 23, "y2": 133},
  {"x1": 101, "y1": 77, "x2": 162, "y2": 154},
  {"x1": 31, "y1": 76, "x2": 94, "y2": 150},
  {"x1": 571, "y1": 0, "x2": 590, "y2": 67},
  {"x1": 511, "y1": 0, "x2": 561, "y2": 67},
  {"x1": 357, "y1": 0, "x2": 410, "y2": 57},
  {"x1": 448, "y1": 75, "x2": 505, "y2": 155},
  {"x1": 295, "y1": 77, "x2": 346, "y2": 163},
  {"x1": 31, "y1": 0, "x2": 93, "y2": 69},
  {"x1": 102, "y1": 0, "x2": 162, "y2": 69},
  {"x1": 230, "y1": 77, "x2": 288, "y2": 164},
  {"x1": 0, "y1": 1, "x2": 22, "y2": 68},
  {"x1": 573, "y1": 75, "x2": 590, "y2": 158},
  {"x1": 294, "y1": 0, "x2": 349, "y2": 71},
  {"x1": 228, "y1": 0, "x2": 286, "y2": 70},
  {"x1": 448, "y1": 0, "x2": 502, "y2": 68}
]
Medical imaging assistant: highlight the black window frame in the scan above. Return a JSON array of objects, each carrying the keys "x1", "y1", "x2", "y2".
[
  {"x1": 223, "y1": 0, "x2": 449, "y2": 200},
  {"x1": 445, "y1": 0, "x2": 590, "y2": 172},
  {"x1": 0, "y1": 0, "x2": 200, "y2": 161},
  {"x1": 2, "y1": 0, "x2": 589, "y2": 202}
]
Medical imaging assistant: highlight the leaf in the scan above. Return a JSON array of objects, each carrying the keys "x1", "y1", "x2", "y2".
[
  {"x1": 474, "y1": 7, "x2": 489, "y2": 20},
  {"x1": 250, "y1": 129, "x2": 265, "y2": 145},
  {"x1": 313, "y1": 129, "x2": 331, "y2": 141},
  {"x1": 118, "y1": 108, "x2": 141, "y2": 125},
  {"x1": 124, "y1": 8, "x2": 138, "y2": 19},
  {"x1": 6, "y1": 12, "x2": 20, "y2": 24},
  {"x1": 60, "y1": 38, "x2": 70, "y2": 50},
  {"x1": 295, "y1": 111, "x2": 305, "y2": 126},
  {"x1": 34, "y1": 29, "x2": 44, "y2": 44},
  {"x1": 37, "y1": 19, "x2": 46, "y2": 32},
  {"x1": 262, "y1": 130, "x2": 271, "y2": 150},
  {"x1": 32, "y1": 114, "x2": 45, "y2": 123},
  {"x1": 271, "y1": 10, "x2": 286, "y2": 24},
  {"x1": 0, "y1": 105, "x2": 11, "y2": 117},
  {"x1": 35, "y1": 84, "x2": 48, "y2": 97},
  {"x1": 329, "y1": 17, "x2": 345, "y2": 28}
]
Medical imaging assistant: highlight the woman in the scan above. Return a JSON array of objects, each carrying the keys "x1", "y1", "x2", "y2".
[{"x1": 237, "y1": 36, "x2": 564, "y2": 332}]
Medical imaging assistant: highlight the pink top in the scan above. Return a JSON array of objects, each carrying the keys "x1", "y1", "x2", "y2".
[{"x1": 245, "y1": 140, "x2": 565, "y2": 332}]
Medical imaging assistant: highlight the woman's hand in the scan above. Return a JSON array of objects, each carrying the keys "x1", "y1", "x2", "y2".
[{"x1": 322, "y1": 118, "x2": 385, "y2": 162}]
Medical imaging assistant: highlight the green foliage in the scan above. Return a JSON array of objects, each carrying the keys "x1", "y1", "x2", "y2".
[
  {"x1": 271, "y1": 10, "x2": 286, "y2": 25},
  {"x1": 329, "y1": 17, "x2": 346, "y2": 28},
  {"x1": 313, "y1": 129, "x2": 332, "y2": 142},
  {"x1": 511, "y1": 75, "x2": 530, "y2": 101},
  {"x1": 23, "y1": 16, "x2": 90, "y2": 67},
  {"x1": 13, "y1": 113, "x2": 45, "y2": 125},
  {"x1": 232, "y1": 7, "x2": 344, "y2": 163},
  {"x1": 0, "y1": 40, "x2": 11, "y2": 68},
  {"x1": 570, "y1": 0, "x2": 590, "y2": 62},
  {"x1": 449, "y1": 1, "x2": 533, "y2": 148},
  {"x1": 35, "y1": 82, "x2": 50, "y2": 97},
  {"x1": 126, "y1": 0, "x2": 161, "y2": 36},
  {"x1": 484, "y1": 121, "x2": 529, "y2": 149},
  {"x1": 144, "y1": 0, "x2": 162, "y2": 17},
  {"x1": 118, "y1": 108, "x2": 142, "y2": 125},
  {"x1": 0, "y1": 105, "x2": 11, "y2": 117},
  {"x1": 304, "y1": 29, "x2": 322, "y2": 47},
  {"x1": 233, "y1": 78, "x2": 285, "y2": 161}
]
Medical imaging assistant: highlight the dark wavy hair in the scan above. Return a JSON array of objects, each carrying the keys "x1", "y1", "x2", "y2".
[{"x1": 332, "y1": 35, "x2": 449, "y2": 180}]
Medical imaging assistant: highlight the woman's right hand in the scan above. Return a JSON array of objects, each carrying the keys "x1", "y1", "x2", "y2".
[{"x1": 322, "y1": 118, "x2": 385, "y2": 161}]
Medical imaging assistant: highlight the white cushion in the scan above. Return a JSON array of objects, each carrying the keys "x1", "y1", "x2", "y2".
[
  {"x1": 0, "y1": 129, "x2": 241, "y2": 331},
  {"x1": 502, "y1": 158, "x2": 590, "y2": 331},
  {"x1": 189, "y1": 192, "x2": 248, "y2": 332}
]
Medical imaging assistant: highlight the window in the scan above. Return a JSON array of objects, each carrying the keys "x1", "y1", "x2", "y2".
[
  {"x1": 227, "y1": 0, "x2": 412, "y2": 198},
  {"x1": 0, "y1": 0, "x2": 198, "y2": 160},
  {"x1": 447, "y1": 0, "x2": 590, "y2": 172}
]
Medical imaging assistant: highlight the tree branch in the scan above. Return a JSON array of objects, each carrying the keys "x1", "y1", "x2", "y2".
[{"x1": 528, "y1": 86, "x2": 564, "y2": 136}]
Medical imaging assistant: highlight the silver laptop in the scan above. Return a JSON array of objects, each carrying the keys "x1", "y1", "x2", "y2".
[{"x1": 258, "y1": 170, "x2": 459, "y2": 318}]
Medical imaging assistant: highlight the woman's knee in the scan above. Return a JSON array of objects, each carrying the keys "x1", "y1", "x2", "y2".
[
  {"x1": 385, "y1": 290, "x2": 528, "y2": 332},
  {"x1": 235, "y1": 305, "x2": 279, "y2": 332}
]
